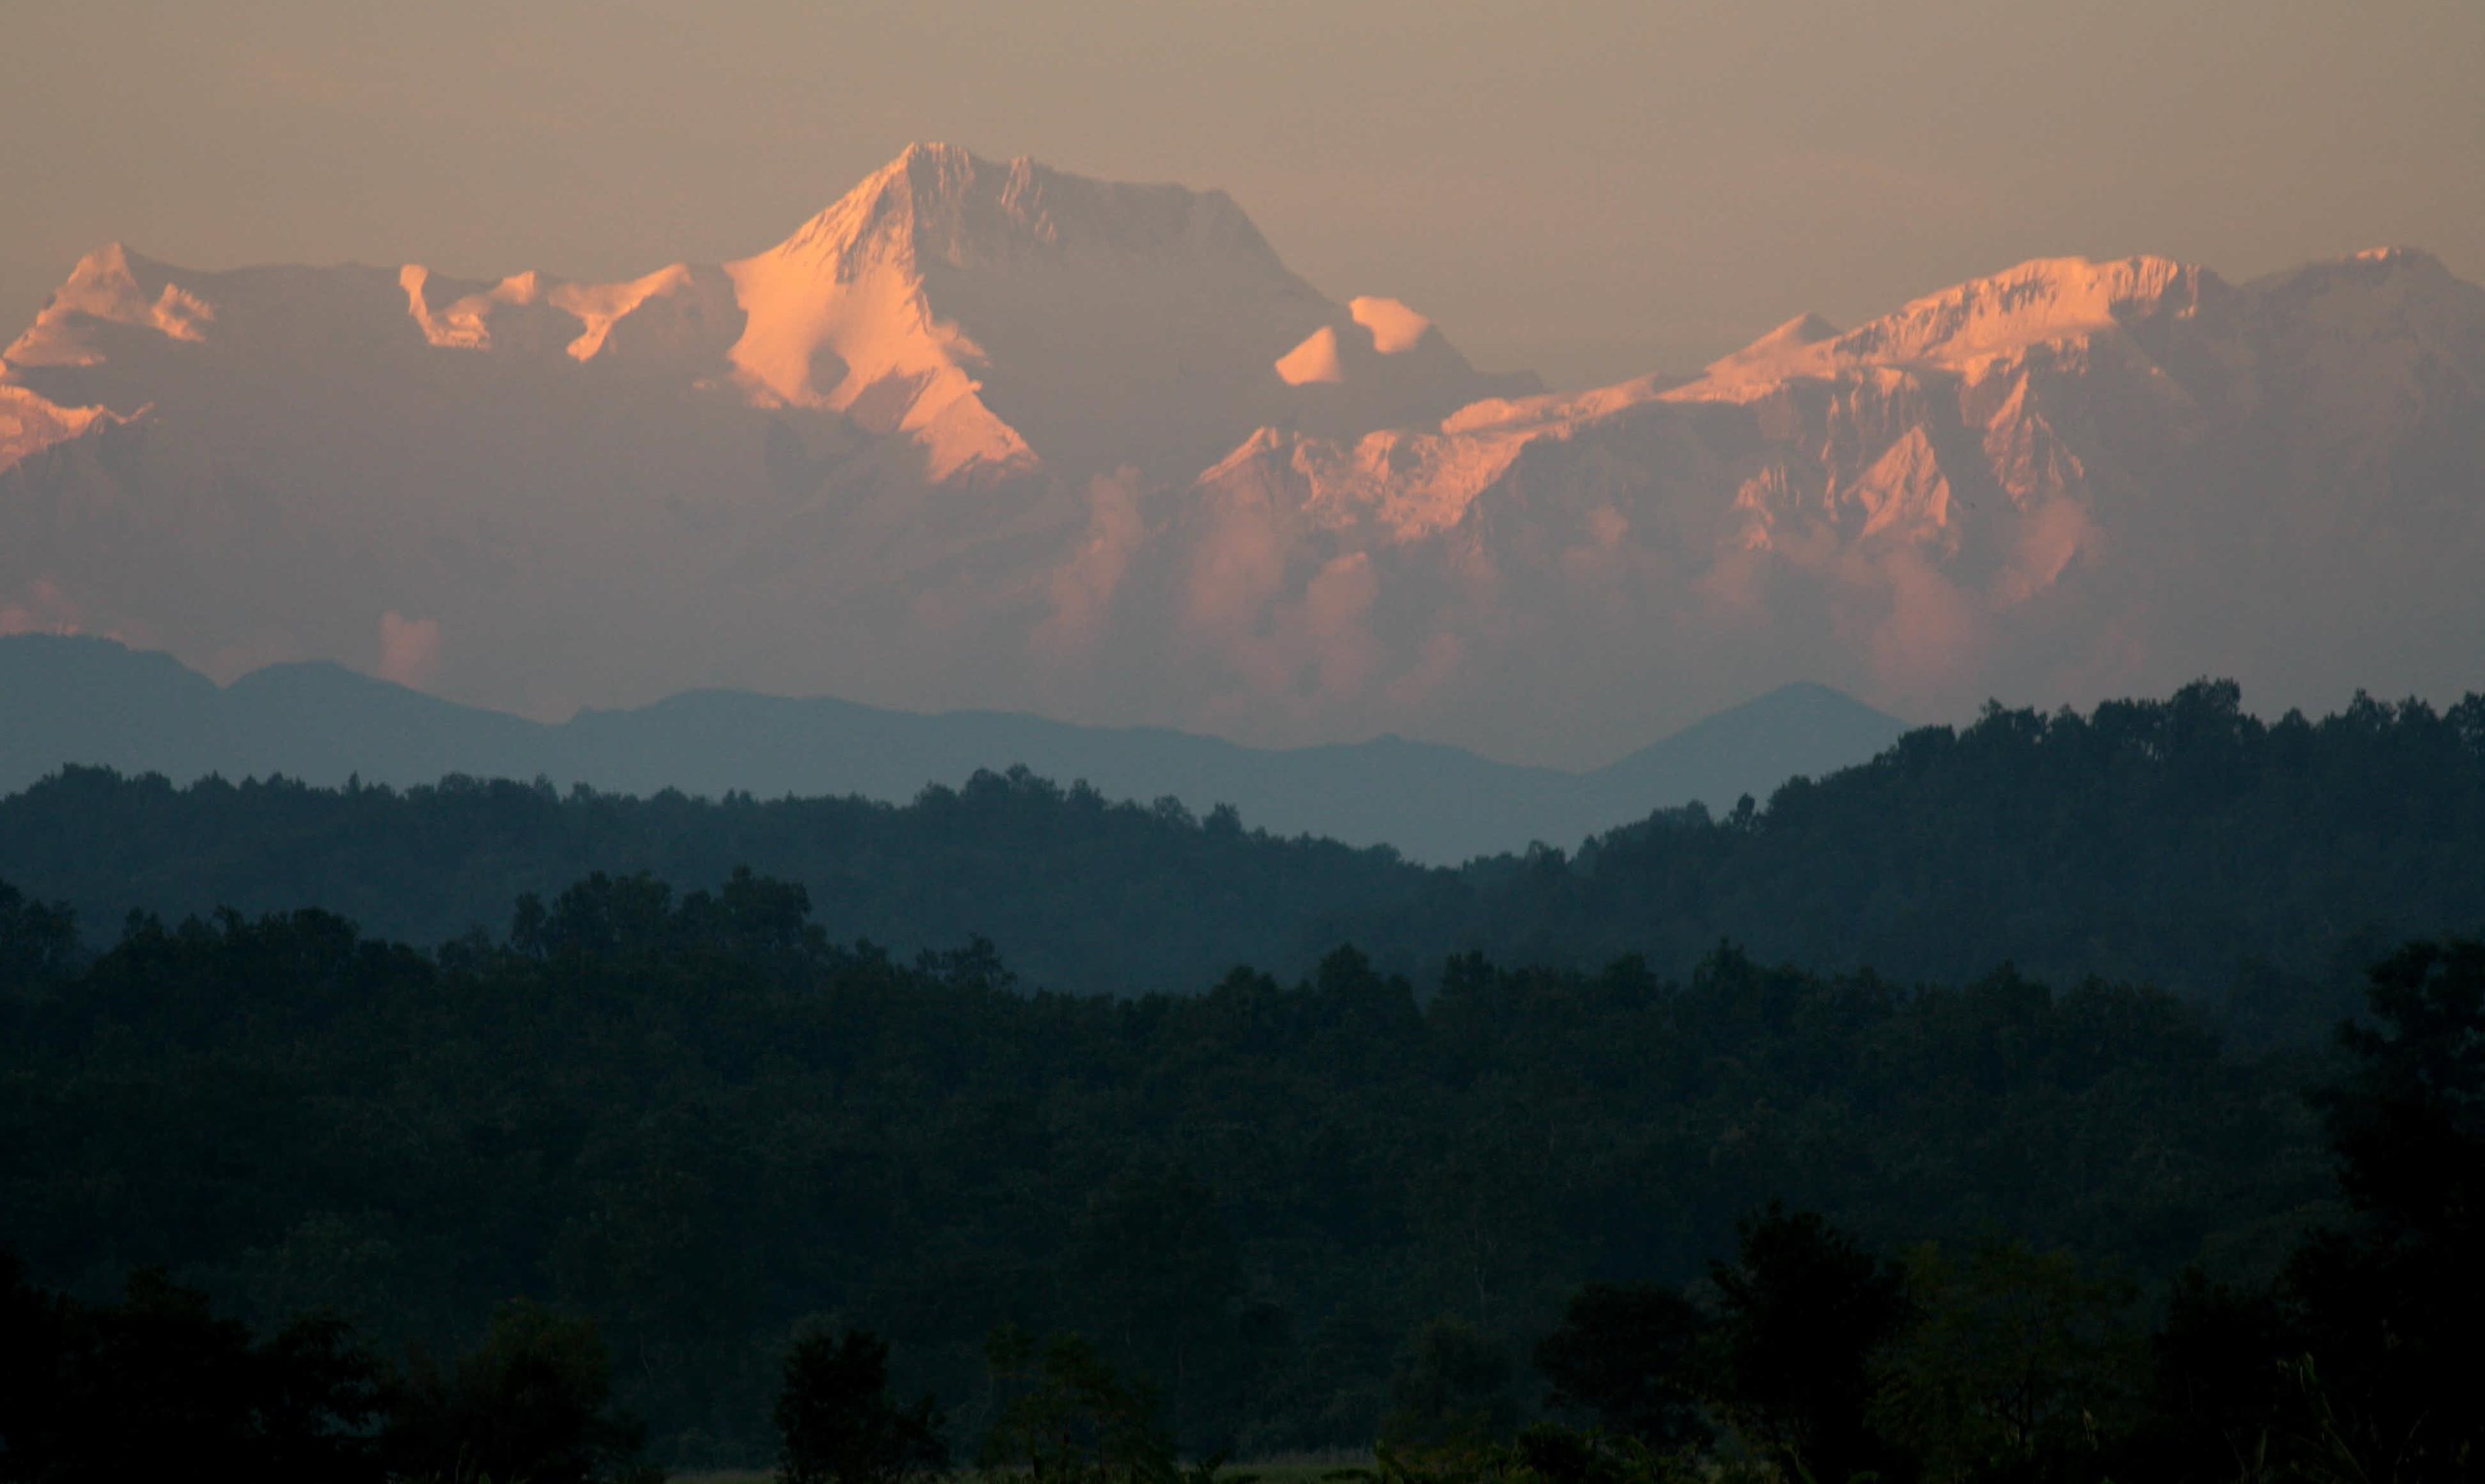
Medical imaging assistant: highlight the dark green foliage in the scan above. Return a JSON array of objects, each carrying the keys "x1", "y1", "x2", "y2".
[
  {"x1": 384, "y1": 1300, "x2": 648, "y2": 1484},
  {"x1": 1424, "y1": 682, "x2": 2485, "y2": 1047},
  {"x1": 0, "y1": 764, "x2": 1421, "y2": 1000},
  {"x1": 0, "y1": 881, "x2": 78, "y2": 993},
  {"x1": 1532, "y1": 1285, "x2": 1707, "y2": 1452},
  {"x1": 0, "y1": 1260, "x2": 651, "y2": 1484},
  {"x1": 0, "y1": 1259, "x2": 388, "y2": 1484},
  {"x1": 5, "y1": 682, "x2": 2483, "y2": 1048},
  {"x1": 2128, "y1": 1269, "x2": 2304, "y2": 1482},
  {"x1": 1509, "y1": 1423, "x2": 1644, "y2": 1484},
  {"x1": 1382, "y1": 1319, "x2": 1523, "y2": 1451},
  {"x1": 3, "y1": 906, "x2": 2478, "y2": 1478},
  {"x1": 7, "y1": 676, "x2": 2482, "y2": 1476},
  {"x1": 2022, "y1": 940, "x2": 2485, "y2": 1482},
  {"x1": 979, "y1": 1330, "x2": 1176, "y2": 1484},
  {"x1": 0, "y1": 872, "x2": 2329, "y2": 1460},
  {"x1": 1363, "y1": 1423, "x2": 1701, "y2": 1484},
  {"x1": 1870, "y1": 1239, "x2": 2142, "y2": 1482},
  {"x1": 1705, "y1": 1204, "x2": 1913, "y2": 1484},
  {"x1": 1071, "y1": 1165, "x2": 1257, "y2": 1451},
  {"x1": 2270, "y1": 939, "x2": 2485, "y2": 1480},
  {"x1": 2317, "y1": 938, "x2": 2484, "y2": 1241},
  {"x1": 775, "y1": 1328, "x2": 947, "y2": 1484}
]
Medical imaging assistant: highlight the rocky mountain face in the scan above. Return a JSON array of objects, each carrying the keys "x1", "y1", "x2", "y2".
[
  {"x1": 3, "y1": 146, "x2": 2479, "y2": 764},
  {"x1": 1183, "y1": 249, "x2": 2485, "y2": 749}
]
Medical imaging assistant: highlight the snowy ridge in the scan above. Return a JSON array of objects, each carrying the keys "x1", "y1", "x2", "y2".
[
  {"x1": 1177, "y1": 245, "x2": 2485, "y2": 754},
  {"x1": 1, "y1": 149, "x2": 2481, "y2": 763},
  {"x1": 0, "y1": 143, "x2": 1522, "y2": 487},
  {"x1": 0, "y1": 384, "x2": 126, "y2": 473},
  {"x1": 3, "y1": 243, "x2": 216, "y2": 368},
  {"x1": 398, "y1": 262, "x2": 744, "y2": 368},
  {"x1": 1204, "y1": 247, "x2": 2482, "y2": 557}
]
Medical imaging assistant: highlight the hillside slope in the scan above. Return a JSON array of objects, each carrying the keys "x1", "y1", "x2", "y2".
[{"x1": 0, "y1": 678, "x2": 2475, "y2": 1037}]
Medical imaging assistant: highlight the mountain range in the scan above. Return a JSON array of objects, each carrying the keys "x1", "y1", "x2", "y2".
[
  {"x1": 4, "y1": 143, "x2": 2480, "y2": 765},
  {"x1": 0, "y1": 634, "x2": 1904, "y2": 864}
]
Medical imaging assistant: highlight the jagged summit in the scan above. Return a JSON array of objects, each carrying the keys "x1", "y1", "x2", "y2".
[
  {"x1": 718, "y1": 143, "x2": 1376, "y2": 478},
  {"x1": 2247, "y1": 244, "x2": 2474, "y2": 310},
  {"x1": 8, "y1": 176, "x2": 2479, "y2": 766},
  {"x1": 1832, "y1": 254, "x2": 2228, "y2": 364},
  {"x1": 4, "y1": 242, "x2": 213, "y2": 369},
  {"x1": 0, "y1": 145, "x2": 1526, "y2": 485},
  {"x1": 1695, "y1": 311, "x2": 1840, "y2": 385},
  {"x1": 1681, "y1": 255, "x2": 2234, "y2": 399},
  {"x1": 720, "y1": 142, "x2": 1532, "y2": 477},
  {"x1": 767, "y1": 143, "x2": 1290, "y2": 279},
  {"x1": 2352, "y1": 245, "x2": 2444, "y2": 269},
  {"x1": 1194, "y1": 238, "x2": 2485, "y2": 732},
  {"x1": 1771, "y1": 311, "x2": 1841, "y2": 345}
]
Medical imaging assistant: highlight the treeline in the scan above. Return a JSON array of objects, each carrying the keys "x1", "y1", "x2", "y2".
[
  {"x1": 2, "y1": 681, "x2": 2481, "y2": 1044},
  {"x1": 0, "y1": 760, "x2": 1415, "y2": 1000},
  {"x1": 1, "y1": 868, "x2": 2336, "y2": 1465},
  {"x1": 0, "y1": 1266, "x2": 655, "y2": 1483},
  {"x1": 1392, "y1": 934, "x2": 2485, "y2": 1484},
  {"x1": 7, "y1": 909, "x2": 2478, "y2": 1481},
  {"x1": 1412, "y1": 681, "x2": 2485, "y2": 1050}
]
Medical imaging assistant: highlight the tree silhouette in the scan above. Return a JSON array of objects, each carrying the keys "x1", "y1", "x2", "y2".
[
  {"x1": 383, "y1": 1300, "x2": 646, "y2": 1484},
  {"x1": 1706, "y1": 1204, "x2": 1913, "y2": 1483},
  {"x1": 1534, "y1": 1282, "x2": 1709, "y2": 1452},
  {"x1": 776, "y1": 1327, "x2": 947, "y2": 1484},
  {"x1": 1381, "y1": 1318, "x2": 1522, "y2": 1452},
  {"x1": 0, "y1": 1259, "x2": 388, "y2": 1484},
  {"x1": 2278, "y1": 938, "x2": 2485, "y2": 1479},
  {"x1": 978, "y1": 1330, "x2": 1176, "y2": 1484}
]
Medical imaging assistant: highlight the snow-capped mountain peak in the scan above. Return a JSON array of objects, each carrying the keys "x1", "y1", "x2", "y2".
[
  {"x1": 0, "y1": 145, "x2": 1529, "y2": 486},
  {"x1": 5, "y1": 160, "x2": 2479, "y2": 765},
  {"x1": 717, "y1": 143, "x2": 1529, "y2": 478},
  {"x1": 1834, "y1": 254, "x2": 2224, "y2": 362},
  {"x1": 4, "y1": 243, "x2": 215, "y2": 368},
  {"x1": 765, "y1": 142, "x2": 1290, "y2": 280},
  {"x1": 1678, "y1": 255, "x2": 2235, "y2": 403},
  {"x1": 1187, "y1": 242, "x2": 2485, "y2": 743}
]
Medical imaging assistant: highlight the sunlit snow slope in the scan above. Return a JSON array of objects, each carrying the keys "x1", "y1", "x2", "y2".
[{"x1": 3, "y1": 145, "x2": 2480, "y2": 764}]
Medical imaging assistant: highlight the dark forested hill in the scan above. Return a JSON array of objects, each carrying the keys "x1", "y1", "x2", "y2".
[
  {"x1": 1383, "y1": 681, "x2": 2485, "y2": 1047},
  {"x1": 0, "y1": 871, "x2": 2332, "y2": 1465},
  {"x1": 6, "y1": 679, "x2": 2478, "y2": 1468},
  {"x1": 2, "y1": 680, "x2": 2479, "y2": 1039},
  {"x1": 0, "y1": 765, "x2": 1424, "y2": 998}
]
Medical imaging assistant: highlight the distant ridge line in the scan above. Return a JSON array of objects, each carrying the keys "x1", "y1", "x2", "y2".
[{"x1": 0, "y1": 635, "x2": 1906, "y2": 865}]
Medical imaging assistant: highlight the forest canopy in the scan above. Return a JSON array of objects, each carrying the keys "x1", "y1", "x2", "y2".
[
  {"x1": 5, "y1": 678, "x2": 2481, "y2": 1477},
  {"x1": 0, "y1": 680, "x2": 2475, "y2": 1049},
  {"x1": 0, "y1": 866, "x2": 2337, "y2": 1465}
]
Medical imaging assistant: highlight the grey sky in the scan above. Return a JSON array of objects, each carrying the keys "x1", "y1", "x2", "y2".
[{"x1": 3, "y1": 0, "x2": 2478, "y2": 388}]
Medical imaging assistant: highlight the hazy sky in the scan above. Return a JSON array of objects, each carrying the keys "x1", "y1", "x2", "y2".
[{"x1": 3, "y1": 0, "x2": 2479, "y2": 388}]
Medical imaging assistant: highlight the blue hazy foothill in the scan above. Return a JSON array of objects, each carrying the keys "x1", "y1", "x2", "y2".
[{"x1": 0, "y1": 634, "x2": 1904, "y2": 865}]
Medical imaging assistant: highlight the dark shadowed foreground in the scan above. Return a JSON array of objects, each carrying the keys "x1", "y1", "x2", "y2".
[
  {"x1": 0, "y1": 858, "x2": 2355, "y2": 1461},
  {"x1": 4, "y1": 874, "x2": 2478, "y2": 1478}
]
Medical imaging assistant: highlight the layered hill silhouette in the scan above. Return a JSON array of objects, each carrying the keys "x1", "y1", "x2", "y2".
[
  {"x1": 3, "y1": 675, "x2": 2476, "y2": 1031},
  {"x1": 0, "y1": 634, "x2": 1903, "y2": 863},
  {"x1": 4, "y1": 144, "x2": 2481, "y2": 764}
]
